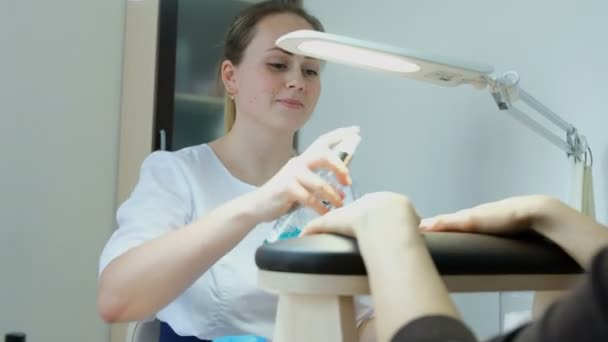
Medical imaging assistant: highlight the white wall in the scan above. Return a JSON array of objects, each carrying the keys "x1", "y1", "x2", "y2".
[
  {"x1": 302, "y1": 0, "x2": 607, "y2": 339},
  {"x1": 0, "y1": 1, "x2": 125, "y2": 341}
]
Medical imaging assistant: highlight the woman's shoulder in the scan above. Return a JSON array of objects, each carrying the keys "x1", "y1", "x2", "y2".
[{"x1": 142, "y1": 144, "x2": 213, "y2": 171}]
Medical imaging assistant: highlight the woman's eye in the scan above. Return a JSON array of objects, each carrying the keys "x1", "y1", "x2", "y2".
[
  {"x1": 305, "y1": 69, "x2": 319, "y2": 76},
  {"x1": 268, "y1": 63, "x2": 287, "y2": 70}
]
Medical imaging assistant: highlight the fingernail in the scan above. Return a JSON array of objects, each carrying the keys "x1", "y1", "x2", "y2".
[
  {"x1": 419, "y1": 218, "x2": 435, "y2": 229},
  {"x1": 419, "y1": 225, "x2": 432, "y2": 232}
]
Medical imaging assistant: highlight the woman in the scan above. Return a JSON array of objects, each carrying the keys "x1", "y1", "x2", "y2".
[{"x1": 97, "y1": 1, "x2": 374, "y2": 341}]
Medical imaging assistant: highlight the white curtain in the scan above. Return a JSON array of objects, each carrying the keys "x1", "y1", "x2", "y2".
[{"x1": 569, "y1": 153, "x2": 595, "y2": 218}]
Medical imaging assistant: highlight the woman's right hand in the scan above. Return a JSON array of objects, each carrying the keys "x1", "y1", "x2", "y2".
[{"x1": 250, "y1": 126, "x2": 359, "y2": 223}]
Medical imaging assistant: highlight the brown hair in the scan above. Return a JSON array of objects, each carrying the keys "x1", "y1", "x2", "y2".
[{"x1": 218, "y1": 1, "x2": 324, "y2": 133}]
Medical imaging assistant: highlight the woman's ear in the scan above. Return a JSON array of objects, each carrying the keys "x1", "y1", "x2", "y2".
[{"x1": 221, "y1": 60, "x2": 237, "y2": 96}]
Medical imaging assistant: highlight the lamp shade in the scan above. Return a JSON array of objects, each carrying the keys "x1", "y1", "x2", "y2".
[{"x1": 277, "y1": 30, "x2": 494, "y2": 88}]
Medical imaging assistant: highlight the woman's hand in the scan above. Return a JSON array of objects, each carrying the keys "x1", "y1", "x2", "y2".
[
  {"x1": 301, "y1": 192, "x2": 421, "y2": 238},
  {"x1": 250, "y1": 126, "x2": 359, "y2": 223}
]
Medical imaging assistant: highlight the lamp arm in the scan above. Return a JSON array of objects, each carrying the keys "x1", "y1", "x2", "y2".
[{"x1": 487, "y1": 72, "x2": 590, "y2": 162}]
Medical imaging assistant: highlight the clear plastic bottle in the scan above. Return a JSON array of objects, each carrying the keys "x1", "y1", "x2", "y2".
[{"x1": 265, "y1": 134, "x2": 361, "y2": 243}]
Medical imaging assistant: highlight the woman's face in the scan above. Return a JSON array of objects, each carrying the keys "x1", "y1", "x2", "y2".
[{"x1": 224, "y1": 13, "x2": 322, "y2": 132}]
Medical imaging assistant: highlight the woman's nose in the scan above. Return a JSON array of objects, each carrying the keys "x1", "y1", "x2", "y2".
[{"x1": 285, "y1": 70, "x2": 305, "y2": 91}]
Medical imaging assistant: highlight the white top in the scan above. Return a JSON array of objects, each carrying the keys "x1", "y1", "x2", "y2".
[{"x1": 99, "y1": 144, "x2": 373, "y2": 339}]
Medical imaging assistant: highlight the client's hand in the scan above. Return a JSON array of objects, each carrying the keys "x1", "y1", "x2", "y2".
[
  {"x1": 304, "y1": 192, "x2": 461, "y2": 342},
  {"x1": 419, "y1": 194, "x2": 608, "y2": 268},
  {"x1": 301, "y1": 191, "x2": 421, "y2": 238},
  {"x1": 419, "y1": 195, "x2": 552, "y2": 235}
]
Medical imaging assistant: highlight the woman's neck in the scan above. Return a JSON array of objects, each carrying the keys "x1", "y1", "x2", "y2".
[{"x1": 209, "y1": 121, "x2": 296, "y2": 187}]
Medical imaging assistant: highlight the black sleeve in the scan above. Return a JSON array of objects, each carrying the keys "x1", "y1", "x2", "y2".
[
  {"x1": 391, "y1": 315, "x2": 477, "y2": 342},
  {"x1": 486, "y1": 247, "x2": 608, "y2": 342}
]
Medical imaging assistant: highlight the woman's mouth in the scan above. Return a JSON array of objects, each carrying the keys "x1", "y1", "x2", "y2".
[{"x1": 277, "y1": 99, "x2": 304, "y2": 109}]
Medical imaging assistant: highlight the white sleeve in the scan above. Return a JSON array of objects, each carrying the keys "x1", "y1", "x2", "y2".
[{"x1": 99, "y1": 151, "x2": 192, "y2": 276}]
